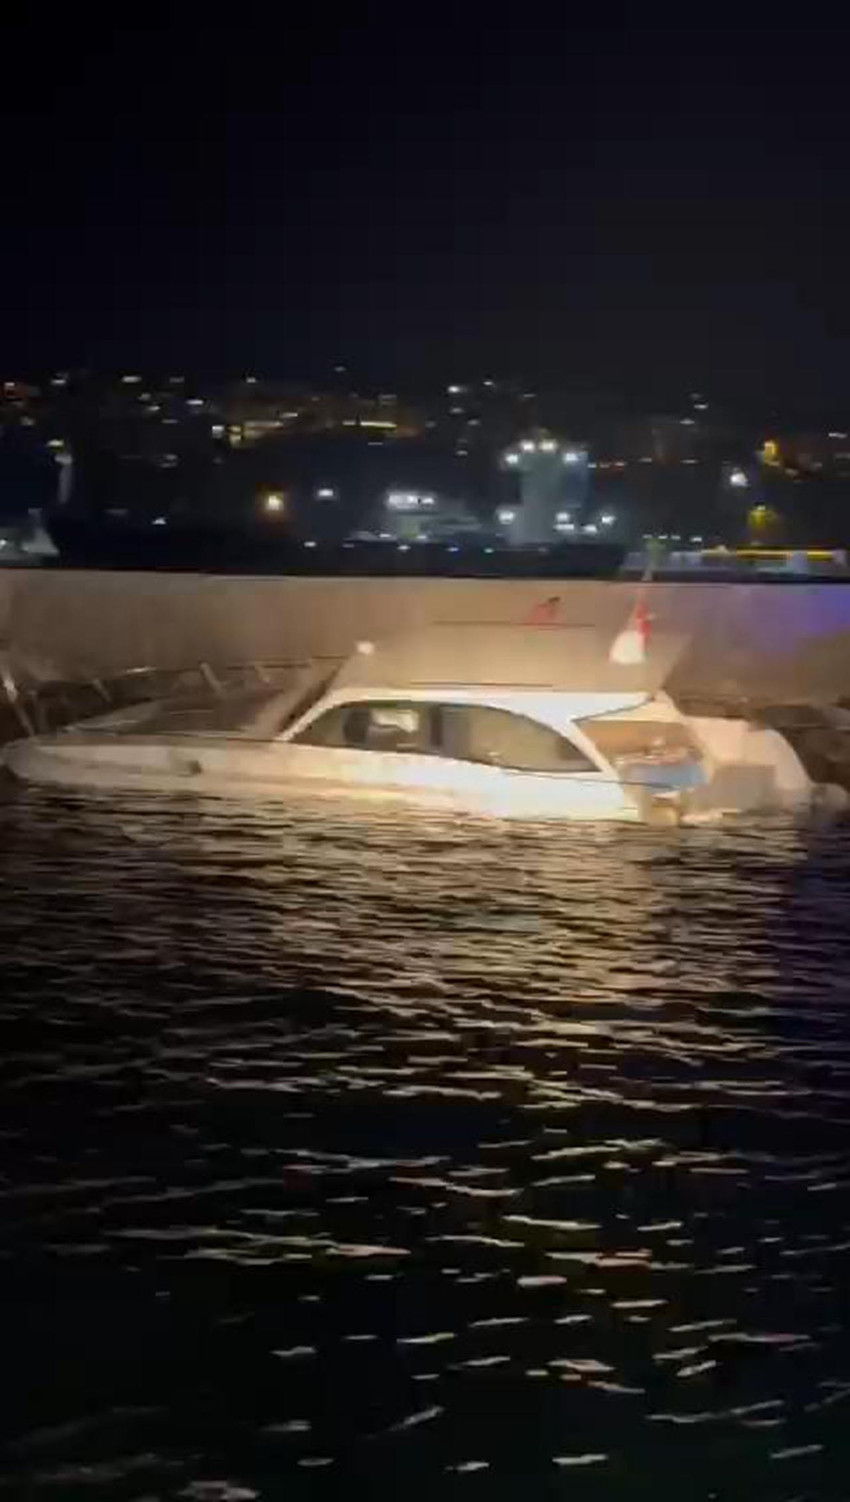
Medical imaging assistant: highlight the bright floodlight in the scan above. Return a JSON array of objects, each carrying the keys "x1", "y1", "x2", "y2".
[
  {"x1": 729, "y1": 468, "x2": 749, "y2": 488},
  {"x1": 265, "y1": 492, "x2": 285, "y2": 513}
]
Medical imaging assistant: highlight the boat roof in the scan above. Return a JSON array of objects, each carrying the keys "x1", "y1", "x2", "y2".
[{"x1": 333, "y1": 624, "x2": 686, "y2": 696}]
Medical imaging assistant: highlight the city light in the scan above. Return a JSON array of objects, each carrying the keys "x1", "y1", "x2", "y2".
[
  {"x1": 600, "y1": 513, "x2": 615, "y2": 526},
  {"x1": 264, "y1": 493, "x2": 285, "y2": 513},
  {"x1": 562, "y1": 450, "x2": 580, "y2": 464},
  {"x1": 316, "y1": 487, "x2": 336, "y2": 499},
  {"x1": 555, "y1": 511, "x2": 571, "y2": 523},
  {"x1": 447, "y1": 384, "x2": 463, "y2": 395},
  {"x1": 555, "y1": 520, "x2": 576, "y2": 532},
  {"x1": 540, "y1": 439, "x2": 557, "y2": 452},
  {"x1": 121, "y1": 374, "x2": 142, "y2": 384},
  {"x1": 386, "y1": 492, "x2": 435, "y2": 511},
  {"x1": 583, "y1": 523, "x2": 599, "y2": 535},
  {"x1": 504, "y1": 452, "x2": 520, "y2": 465},
  {"x1": 520, "y1": 440, "x2": 535, "y2": 452},
  {"x1": 729, "y1": 468, "x2": 749, "y2": 488},
  {"x1": 152, "y1": 516, "x2": 167, "y2": 526},
  {"x1": 497, "y1": 508, "x2": 516, "y2": 524}
]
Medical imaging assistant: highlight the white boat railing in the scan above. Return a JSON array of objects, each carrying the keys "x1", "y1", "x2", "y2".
[{"x1": 0, "y1": 656, "x2": 344, "y2": 744}]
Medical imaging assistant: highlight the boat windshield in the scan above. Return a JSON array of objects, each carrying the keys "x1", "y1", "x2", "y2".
[{"x1": 578, "y1": 716, "x2": 699, "y2": 768}]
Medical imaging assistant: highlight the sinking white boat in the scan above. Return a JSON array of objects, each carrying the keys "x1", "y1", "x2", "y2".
[{"x1": 2, "y1": 625, "x2": 821, "y2": 823}]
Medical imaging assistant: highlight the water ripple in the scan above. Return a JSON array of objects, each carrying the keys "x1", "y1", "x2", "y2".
[{"x1": 1, "y1": 787, "x2": 850, "y2": 1496}]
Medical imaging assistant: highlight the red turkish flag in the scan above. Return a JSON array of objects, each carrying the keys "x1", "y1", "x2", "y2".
[{"x1": 609, "y1": 599, "x2": 652, "y2": 664}]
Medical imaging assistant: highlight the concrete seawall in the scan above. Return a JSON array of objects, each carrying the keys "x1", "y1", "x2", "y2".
[{"x1": 2, "y1": 570, "x2": 850, "y2": 701}]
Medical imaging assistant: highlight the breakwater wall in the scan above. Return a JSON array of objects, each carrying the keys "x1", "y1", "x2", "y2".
[{"x1": 2, "y1": 570, "x2": 850, "y2": 701}]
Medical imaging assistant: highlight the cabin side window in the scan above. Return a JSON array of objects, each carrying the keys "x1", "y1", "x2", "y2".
[
  {"x1": 293, "y1": 699, "x2": 599, "y2": 774},
  {"x1": 292, "y1": 700, "x2": 433, "y2": 754},
  {"x1": 433, "y1": 705, "x2": 598, "y2": 773}
]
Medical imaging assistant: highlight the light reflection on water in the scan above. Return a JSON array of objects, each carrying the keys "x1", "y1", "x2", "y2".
[{"x1": 1, "y1": 788, "x2": 850, "y2": 1498}]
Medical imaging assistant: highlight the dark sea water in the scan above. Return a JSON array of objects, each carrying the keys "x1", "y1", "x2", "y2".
[{"x1": 2, "y1": 788, "x2": 850, "y2": 1500}]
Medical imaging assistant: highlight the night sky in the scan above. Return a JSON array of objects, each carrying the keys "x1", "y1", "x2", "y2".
[{"x1": 4, "y1": 18, "x2": 850, "y2": 413}]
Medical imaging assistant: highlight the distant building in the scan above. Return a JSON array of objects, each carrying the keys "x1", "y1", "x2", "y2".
[
  {"x1": 215, "y1": 380, "x2": 425, "y2": 446},
  {"x1": 762, "y1": 429, "x2": 850, "y2": 479},
  {"x1": 499, "y1": 435, "x2": 589, "y2": 543}
]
